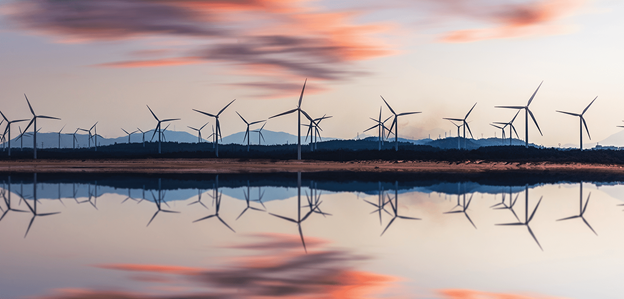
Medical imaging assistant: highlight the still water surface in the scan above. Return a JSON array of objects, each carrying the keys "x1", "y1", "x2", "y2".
[{"x1": 1, "y1": 173, "x2": 624, "y2": 298}]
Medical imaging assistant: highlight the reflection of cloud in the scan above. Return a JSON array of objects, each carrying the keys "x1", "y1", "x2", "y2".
[
  {"x1": 39, "y1": 233, "x2": 398, "y2": 299},
  {"x1": 4, "y1": 0, "x2": 390, "y2": 95},
  {"x1": 432, "y1": 0, "x2": 585, "y2": 42},
  {"x1": 439, "y1": 289, "x2": 572, "y2": 299}
]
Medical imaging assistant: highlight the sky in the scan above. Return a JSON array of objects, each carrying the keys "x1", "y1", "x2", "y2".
[{"x1": 1, "y1": 0, "x2": 623, "y2": 147}]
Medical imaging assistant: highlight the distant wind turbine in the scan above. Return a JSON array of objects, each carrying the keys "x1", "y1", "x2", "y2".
[
  {"x1": 187, "y1": 122, "x2": 209, "y2": 143},
  {"x1": 193, "y1": 99, "x2": 236, "y2": 157},
  {"x1": 147, "y1": 105, "x2": 180, "y2": 154},
  {"x1": 21, "y1": 94, "x2": 61, "y2": 159},
  {"x1": 494, "y1": 110, "x2": 521, "y2": 146},
  {"x1": 496, "y1": 82, "x2": 544, "y2": 148},
  {"x1": 269, "y1": 79, "x2": 316, "y2": 160},
  {"x1": 490, "y1": 124, "x2": 506, "y2": 145},
  {"x1": 56, "y1": 125, "x2": 65, "y2": 149},
  {"x1": 443, "y1": 102, "x2": 477, "y2": 149},
  {"x1": 556, "y1": 96, "x2": 597, "y2": 150},
  {"x1": 304, "y1": 114, "x2": 332, "y2": 151},
  {"x1": 447, "y1": 120, "x2": 463, "y2": 150},
  {"x1": 137, "y1": 128, "x2": 147, "y2": 147},
  {"x1": 252, "y1": 122, "x2": 267, "y2": 146},
  {"x1": 380, "y1": 96, "x2": 421, "y2": 151},
  {"x1": 121, "y1": 128, "x2": 138, "y2": 144},
  {"x1": 236, "y1": 112, "x2": 265, "y2": 152},
  {"x1": 0, "y1": 111, "x2": 28, "y2": 157}
]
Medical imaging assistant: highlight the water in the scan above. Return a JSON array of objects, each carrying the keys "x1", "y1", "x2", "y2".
[{"x1": 1, "y1": 172, "x2": 624, "y2": 299}]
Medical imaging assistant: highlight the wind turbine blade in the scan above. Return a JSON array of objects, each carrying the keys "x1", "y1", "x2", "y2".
[
  {"x1": 298, "y1": 79, "x2": 307, "y2": 109},
  {"x1": 526, "y1": 81, "x2": 543, "y2": 106},
  {"x1": 188, "y1": 126, "x2": 198, "y2": 131},
  {"x1": 582, "y1": 96, "x2": 597, "y2": 115},
  {"x1": 556, "y1": 110, "x2": 580, "y2": 117},
  {"x1": 218, "y1": 99, "x2": 236, "y2": 116},
  {"x1": 528, "y1": 197, "x2": 542, "y2": 222},
  {"x1": 22, "y1": 119, "x2": 35, "y2": 136},
  {"x1": 511, "y1": 124, "x2": 519, "y2": 138},
  {"x1": 268, "y1": 213, "x2": 297, "y2": 223},
  {"x1": 380, "y1": 95, "x2": 396, "y2": 115},
  {"x1": 269, "y1": 109, "x2": 297, "y2": 119},
  {"x1": 464, "y1": 213, "x2": 477, "y2": 229},
  {"x1": 161, "y1": 118, "x2": 180, "y2": 122},
  {"x1": 443, "y1": 118, "x2": 463, "y2": 122},
  {"x1": 218, "y1": 216, "x2": 236, "y2": 232},
  {"x1": 380, "y1": 217, "x2": 396, "y2": 236},
  {"x1": 527, "y1": 226, "x2": 543, "y2": 250},
  {"x1": 557, "y1": 215, "x2": 580, "y2": 221},
  {"x1": 249, "y1": 120, "x2": 265, "y2": 125},
  {"x1": 200, "y1": 122, "x2": 209, "y2": 130},
  {"x1": 465, "y1": 122, "x2": 474, "y2": 139},
  {"x1": 236, "y1": 111, "x2": 248, "y2": 124},
  {"x1": 151, "y1": 125, "x2": 159, "y2": 141},
  {"x1": 582, "y1": 117, "x2": 591, "y2": 140},
  {"x1": 298, "y1": 225, "x2": 307, "y2": 253},
  {"x1": 146, "y1": 105, "x2": 159, "y2": 121},
  {"x1": 122, "y1": 128, "x2": 130, "y2": 135},
  {"x1": 581, "y1": 218, "x2": 597, "y2": 235},
  {"x1": 490, "y1": 124, "x2": 502, "y2": 129},
  {"x1": 24, "y1": 216, "x2": 35, "y2": 238},
  {"x1": 465, "y1": 102, "x2": 477, "y2": 119},
  {"x1": 363, "y1": 124, "x2": 379, "y2": 133},
  {"x1": 398, "y1": 112, "x2": 421, "y2": 116},
  {"x1": 193, "y1": 109, "x2": 216, "y2": 118},
  {"x1": 495, "y1": 106, "x2": 525, "y2": 109},
  {"x1": 193, "y1": 214, "x2": 216, "y2": 223},
  {"x1": 583, "y1": 192, "x2": 591, "y2": 214},
  {"x1": 527, "y1": 109, "x2": 543, "y2": 136},
  {"x1": 24, "y1": 94, "x2": 35, "y2": 115},
  {"x1": 38, "y1": 115, "x2": 60, "y2": 120},
  {"x1": 300, "y1": 110, "x2": 314, "y2": 123}
]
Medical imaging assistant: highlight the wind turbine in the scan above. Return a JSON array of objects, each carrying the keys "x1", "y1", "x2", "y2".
[
  {"x1": 55, "y1": 125, "x2": 66, "y2": 149},
  {"x1": 380, "y1": 181, "x2": 421, "y2": 236},
  {"x1": 556, "y1": 97, "x2": 597, "y2": 150},
  {"x1": 147, "y1": 105, "x2": 180, "y2": 154},
  {"x1": 443, "y1": 102, "x2": 477, "y2": 149},
  {"x1": 364, "y1": 182, "x2": 393, "y2": 225},
  {"x1": 364, "y1": 107, "x2": 391, "y2": 150},
  {"x1": 236, "y1": 181, "x2": 265, "y2": 220},
  {"x1": 444, "y1": 193, "x2": 477, "y2": 229},
  {"x1": 145, "y1": 178, "x2": 179, "y2": 227},
  {"x1": 494, "y1": 110, "x2": 521, "y2": 146},
  {"x1": 193, "y1": 100, "x2": 235, "y2": 157},
  {"x1": 304, "y1": 115, "x2": 332, "y2": 151},
  {"x1": 269, "y1": 79, "x2": 316, "y2": 160},
  {"x1": 187, "y1": 122, "x2": 209, "y2": 143},
  {"x1": 71, "y1": 128, "x2": 80, "y2": 149},
  {"x1": 447, "y1": 120, "x2": 463, "y2": 149},
  {"x1": 380, "y1": 96, "x2": 421, "y2": 151},
  {"x1": 496, "y1": 82, "x2": 544, "y2": 148},
  {"x1": 21, "y1": 94, "x2": 61, "y2": 159},
  {"x1": 121, "y1": 128, "x2": 138, "y2": 144},
  {"x1": 236, "y1": 112, "x2": 265, "y2": 152},
  {"x1": 194, "y1": 176, "x2": 235, "y2": 232},
  {"x1": 557, "y1": 183, "x2": 597, "y2": 235},
  {"x1": 490, "y1": 124, "x2": 506, "y2": 145},
  {"x1": 0, "y1": 176, "x2": 28, "y2": 222},
  {"x1": 81, "y1": 122, "x2": 98, "y2": 150},
  {"x1": 22, "y1": 174, "x2": 60, "y2": 238},
  {"x1": 137, "y1": 128, "x2": 147, "y2": 147},
  {"x1": 0, "y1": 111, "x2": 28, "y2": 157},
  {"x1": 252, "y1": 123, "x2": 267, "y2": 146}
]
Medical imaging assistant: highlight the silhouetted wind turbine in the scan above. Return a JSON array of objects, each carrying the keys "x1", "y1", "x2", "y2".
[
  {"x1": 252, "y1": 122, "x2": 267, "y2": 146},
  {"x1": 497, "y1": 185, "x2": 543, "y2": 250},
  {"x1": 71, "y1": 128, "x2": 80, "y2": 149},
  {"x1": 304, "y1": 115, "x2": 332, "y2": 151},
  {"x1": 447, "y1": 120, "x2": 463, "y2": 149},
  {"x1": 494, "y1": 110, "x2": 521, "y2": 146},
  {"x1": 556, "y1": 96, "x2": 597, "y2": 150},
  {"x1": 237, "y1": 112, "x2": 265, "y2": 152},
  {"x1": 380, "y1": 96, "x2": 421, "y2": 151},
  {"x1": 490, "y1": 124, "x2": 506, "y2": 145},
  {"x1": 137, "y1": 128, "x2": 147, "y2": 147},
  {"x1": 443, "y1": 103, "x2": 477, "y2": 149},
  {"x1": 187, "y1": 122, "x2": 209, "y2": 143},
  {"x1": 269, "y1": 80, "x2": 316, "y2": 160},
  {"x1": 557, "y1": 183, "x2": 597, "y2": 235},
  {"x1": 21, "y1": 94, "x2": 61, "y2": 159},
  {"x1": 193, "y1": 100, "x2": 235, "y2": 157},
  {"x1": 56, "y1": 125, "x2": 65, "y2": 149},
  {"x1": 147, "y1": 105, "x2": 180, "y2": 154},
  {"x1": 0, "y1": 111, "x2": 28, "y2": 157},
  {"x1": 381, "y1": 181, "x2": 421, "y2": 236},
  {"x1": 364, "y1": 107, "x2": 389, "y2": 150},
  {"x1": 496, "y1": 82, "x2": 544, "y2": 148},
  {"x1": 121, "y1": 128, "x2": 137, "y2": 144}
]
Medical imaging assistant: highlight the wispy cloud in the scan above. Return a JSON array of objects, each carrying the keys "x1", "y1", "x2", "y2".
[{"x1": 3, "y1": 0, "x2": 392, "y2": 97}]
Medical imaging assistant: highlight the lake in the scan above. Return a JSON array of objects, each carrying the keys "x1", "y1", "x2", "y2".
[{"x1": 1, "y1": 172, "x2": 623, "y2": 299}]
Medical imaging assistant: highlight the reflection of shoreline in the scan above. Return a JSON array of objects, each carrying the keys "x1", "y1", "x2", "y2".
[{"x1": 2, "y1": 159, "x2": 624, "y2": 176}]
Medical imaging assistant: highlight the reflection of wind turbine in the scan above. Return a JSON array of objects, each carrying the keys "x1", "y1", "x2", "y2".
[
  {"x1": 147, "y1": 105, "x2": 180, "y2": 154},
  {"x1": 146, "y1": 179, "x2": 179, "y2": 227},
  {"x1": 269, "y1": 80, "x2": 315, "y2": 160},
  {"x1": 557, "y1": 183, "x2": 597, "y2": 235},
  {"x1": 22, "y1": 174, "x2": 60, "y2": 238},
  {"x1": 443, "y1": 102, "x2": 476, "y2": 150},
  {"x1": 491, "y1": 187, "x2": 520, "y2": 222},
  {"x1": 269, "y1": 172, "x2": 319, "y2": 253},
  {"x1": 194, "y1": 176, "x2": 235, "y2": 232},
  {"x1": 380, "y1": 96, "x2": 421, "y2": 151},
  {"x1": 381, "y1": 181, "x2": 421, "y2": 236},
  {"x1": 237, "y1": 112, "x2": 265, "y2": 152},
  {"x1": 193, "y1": 100, "x2": 236, "y2": 157},
  {"x1": 236, "y1": 181, "x2": 265, "y2": 220},
  {"x1": 497, "y1": 185, "x2": 543, "y2": 250},
  {"x1": 494, "y1": 110, "x2": 521, "y2": 146},
  {"x1": 496, "y1": 82, "x2": 544, "y2": 148},
  {"x1": 21, "y1": 94, "x2": 61, "y2": 159},
  {"x1": 556, "y1": 97, "x2": 597, "y2": 150},
  {"x1": 0, "y1": 176, "x2": 28, "y2": 222},
  {"x1": 445, "y1": 193, "x2": 476, "y2": 229},
  {"x1": 364, "y1": 182, "x2": 392, "y2": 225},
  {"x1": 0, "y1": 111, "x2": 28, "y2": 157}
]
